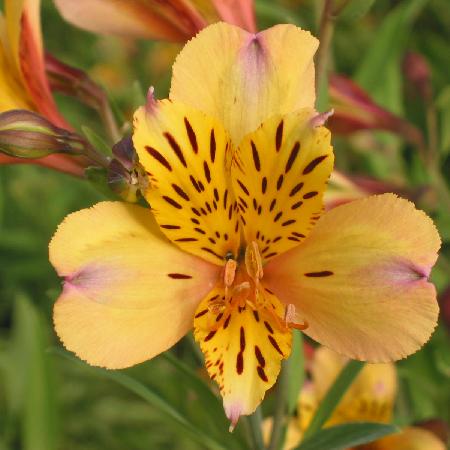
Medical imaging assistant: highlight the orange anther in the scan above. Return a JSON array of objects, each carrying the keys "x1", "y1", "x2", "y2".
[{"x1": 245, "y1": 241, "x2": 263, "y2": 282}]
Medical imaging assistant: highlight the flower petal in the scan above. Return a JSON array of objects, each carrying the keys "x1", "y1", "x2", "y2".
[
  {"x1": 194, "y1": 284, "x2": 291, "y2": 426},
  {"x1": 264, "y1": 194, "x2": 440, "y2": 362},
  {"x1": 50, "y1": 201, "x2": 220, "y2": 369},
  {"x1": 133, "y1": 99, "x2": 240, "y2": 265},
  {"x1": 54, "y1": 0, "x2": 205, "y2": 41},
  {"x1": 4, "y1": 0, "x2": 68, "y2": 127},
  {"x1": 211, "y1": 0, "x2": 255, "y2": 32},
  {"x1": 170, "y1": 23, "x2": 318, "y2": 144},
  {"x1": 231, "y1": 109, "x2": 334, "y2": 262},
  {"x1": 368, "y1": 427, "x2": 446, "y2": 450}
]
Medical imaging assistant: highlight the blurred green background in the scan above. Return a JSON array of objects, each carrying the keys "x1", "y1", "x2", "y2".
[{"x1": 0, "y1": 0, "x2": 449, "y2": 449}]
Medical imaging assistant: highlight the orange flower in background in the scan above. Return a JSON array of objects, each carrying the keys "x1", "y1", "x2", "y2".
[
  {"x1": 49, "y1": 23, "x2": 440, "y2": 429},
  {"x1": 267, "y1": 347, "x2": 446, "y2": 450},
  {"x1": 0, "y1": 0, "x2": 85, "y2": 175},
  {"x1": 53, "y1": 0, "x2": 256, "y2": 40}
]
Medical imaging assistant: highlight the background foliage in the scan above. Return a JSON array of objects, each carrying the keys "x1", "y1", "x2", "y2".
[{"x1": 0, "y1": 0, "x2": 449, "y2": 449}]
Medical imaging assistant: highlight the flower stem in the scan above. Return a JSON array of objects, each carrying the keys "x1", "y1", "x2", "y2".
[
  {"x1": 247, "y1": 407, "x2": 265, "y2": 450},
  {"x1": 316, "y1": 0, "x2": 335, "y2": 96},
  {"x1": 268, "y1": 359, "x2": 290, "y2": 450},
  {"x1": 99, "y1": 97, "x2": 121, "y2": 144}
]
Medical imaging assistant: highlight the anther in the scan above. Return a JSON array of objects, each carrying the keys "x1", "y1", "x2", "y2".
[
  {"x1": 245, "y1": 241, "x2": 263, "y2": 282},
  {"x1": 223, "y1": 258, "x2": 237, "y2": 300},
  {"x1": 284, "y1": 304, "x2": 309, "y2": 330},
  {"x1": 224, "y1": 259, "x2": 237, "y2": 288}
]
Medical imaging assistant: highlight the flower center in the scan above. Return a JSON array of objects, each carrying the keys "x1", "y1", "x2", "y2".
[{"x1": 207, "y1": 241, "x2": 308, "y2": 332}]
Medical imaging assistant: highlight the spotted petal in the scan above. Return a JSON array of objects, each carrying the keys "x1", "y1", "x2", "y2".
[
  {"x1": 194, "y1": 284, "x2": 292, "y2": 426},
  {"x1": 170, "y1": 23, "x2": 318, "y2": 144},
  {"x1": 133, "y1": 99, "x2": 240, "y2": 265},
  {"x1": 231, "y1": 109, "x2": 334, "y2": 262},
  {"x1": 264, "y1": 194, "x2": 440, "y2": 362},
  {"x1": 50, "y1": 201, "x2": 220, "y2": 369}
]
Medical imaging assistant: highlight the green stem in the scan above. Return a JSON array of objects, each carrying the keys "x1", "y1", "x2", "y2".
[
  {"x1": 247, "y1": 407, "x2": 265, "y2": 450},
  {"x1": 316, "y1": 0, "x2": 335, "y2": 93},
  {"x1": 99, "y1": 97, "x2": 121, "y2": 144},
  {"x1": 268, "y1": 359, "x2": 290, "y2": 450}
]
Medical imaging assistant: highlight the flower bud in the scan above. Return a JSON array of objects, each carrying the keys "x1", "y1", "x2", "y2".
[
  {"x1": 107, "y1": 136, "x2": 148, "y2": 202},
  {"x1": 0, "y1": 110, "x2": 88, "y2": 158},
  {"x1": 329, "y1": 74, "x2": 424, "y2": 148}
]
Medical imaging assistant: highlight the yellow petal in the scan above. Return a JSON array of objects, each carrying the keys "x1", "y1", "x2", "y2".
[
  {"x1": 367, "y1": 427, "x2": 446, "y2": 450},
  {"x1": 297, "y1": 381, "x2": 319, "y2": 432},
  {"x1": 170, "y1": 22, "x2": 318, "y2": 144},
  {"x1": 54, "y1": 0, "x2": 204, "y2": 41},
  {"x1": 50, "y1": 201, "x2": 220, "y2": 369},
  {"x1": 133, "y1": 99, "x2": 240, "y2": 265},
  {"x1": 264, "y1": 194, "x2": 440, "y2": 362},
  {"x1": 194, "y1": 283, "x2": 292, "y2": 426},
  {"x1": 231, "y1": 109, "x2": 334, "y2": 262},
  {"x1": 0, "y1": 10, "x2": 33, "y2": 111},
  {"x1": 310, "y1": 347, "x2": 397, "y2": 426}
]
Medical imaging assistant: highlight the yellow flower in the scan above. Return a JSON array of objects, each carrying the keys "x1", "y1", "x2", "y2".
[
  {"x1": 49, "y1": 23, "x2": 440, "y2": 428},
  {"x1": 273, "y1": 347, "x2": 446, "y2": 450}
]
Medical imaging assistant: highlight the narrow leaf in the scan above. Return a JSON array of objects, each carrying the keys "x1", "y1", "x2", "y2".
[
  {"x1": 12, "y1": 296, "x2": 58, "y2": 450},
  {"x1": 355, "y1": 0, "x2": 428, "y2": 92},
  {"x1": 338, "y1": 0, "x2": 376, "y2": 22},
  {"x1": 287, "y1": 330, "x2": 305, "y2": 414},
  {"x1": 296, "y1": 422, "x2": 399, "y2": 450},
  {"x1": 81, "y1": 125, "x2": 112, "y2": 157},
  {"x1": 302, "y1": 360, "x2": 364, "y2": 440},
  {"x1": 50, "y1": 348, "x2": 227, "y2": 450}
]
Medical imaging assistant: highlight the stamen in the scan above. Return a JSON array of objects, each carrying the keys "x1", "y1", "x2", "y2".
[
  {"x1": 224, "y1": 258, "x2": 237, "y2": 300},
  {"x1": 284, "y1": 303, "x2": 309, "y2": 330},
  {"x1": 245, "y1": 241, "x2": 263, "y2": 282},
  {"x1": 284, "y1": 303, "x2": 296, "y2": 325}
]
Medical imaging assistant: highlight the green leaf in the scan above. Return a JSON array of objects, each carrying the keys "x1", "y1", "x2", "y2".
[
  {"x1": 436, "y1": 86, "x2": 450, "y2": 156},
  {"x1": 287, "y1": 330, "x2": 305, "y2": 415},
  {"x1": 355, "y1": 0, "x2": 429, "y2": 93},
  {"x1": 51, "y1": 348, "x2": 228, "y2": 450},
  {"x1": 81, "y1": 125, "x2": 112, "y2": 157},
  {"x1": 338, "y1": 0, "x2": 376, "y2": 22},
  {"x1": 160, "y1": 352, "x2": 247, "y2": 449},
  {"x1": 130, "y1": 80, "x2": 146, "y2": 110},
  {"x1": 11, "y1": 295, "x2": 58, "y2": 450},
  {"x1": 302, "y1": 360, "x2": 364, "y2": 440},
  {"x1": 296, "y1": 423, "x2": 398, "y2": 450}
]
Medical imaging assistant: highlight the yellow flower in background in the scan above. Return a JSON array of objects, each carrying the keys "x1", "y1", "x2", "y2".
[
  {"x1": 49, "y1": 23, "x2": 440, "y2": 428},
  {"x1": 269, "y1": 347, "x2": 446, "y2": 450}
]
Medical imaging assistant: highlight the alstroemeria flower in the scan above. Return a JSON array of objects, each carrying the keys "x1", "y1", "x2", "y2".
[
  {"x1": 280, "y1": 347, "x2": 446, "y2": 450},
  {"x1": 49, "y1": 23, "x2": 440, "y2": 427},
  {"x1": 54, "y1": 0, "x2": 256, "y2": 41},
  {"x1": 0, "y1": 0, "x2": 84, "y2": 175}
]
